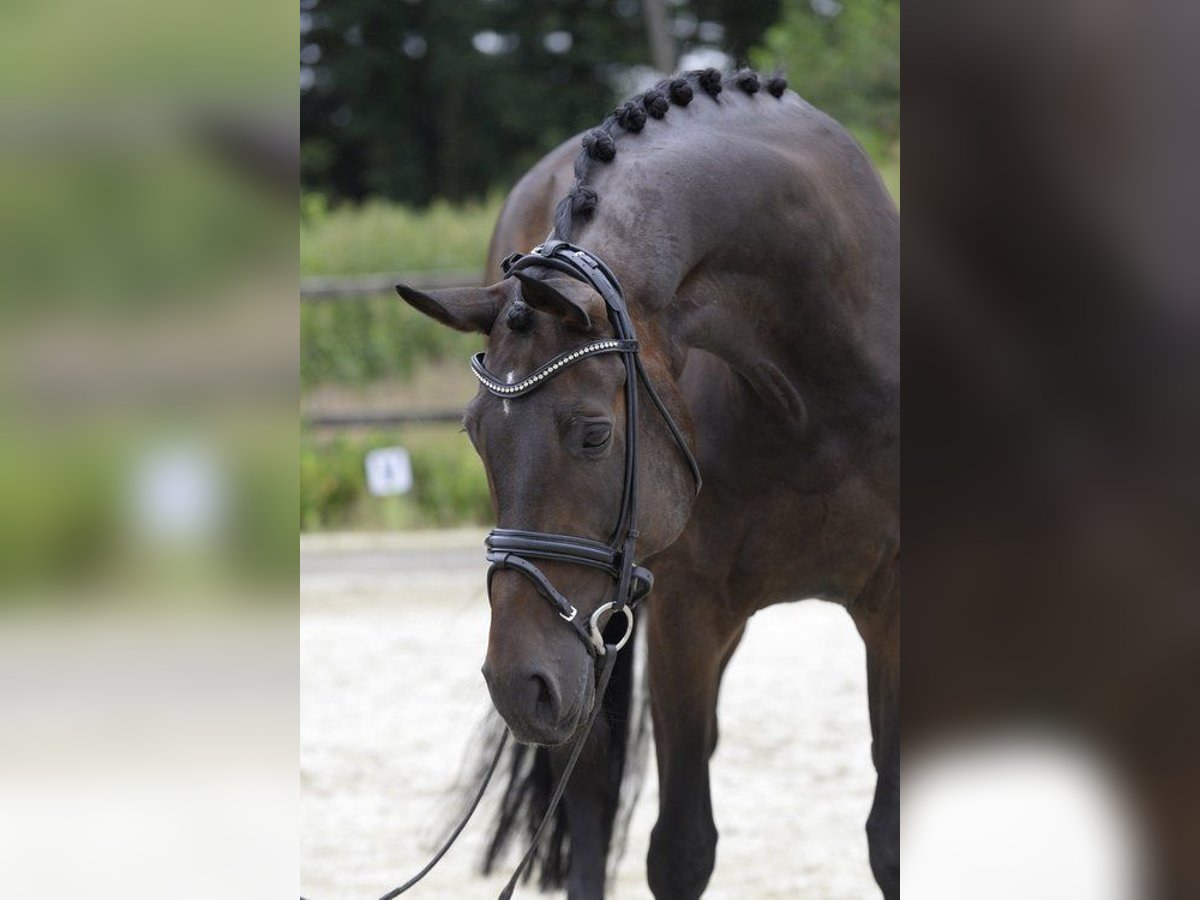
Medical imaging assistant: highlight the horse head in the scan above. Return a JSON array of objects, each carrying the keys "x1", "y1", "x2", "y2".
[{"x1": 398, "y1": 267, "x2": 697, "y2": 746}]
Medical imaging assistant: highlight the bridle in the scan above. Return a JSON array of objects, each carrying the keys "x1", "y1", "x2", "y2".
[
  {"x1": 477, "y1": 239, "x2": 702, "y2": 657},
  {"x1": 354, "y1": 240, "x2": 701, "y2": 900}
]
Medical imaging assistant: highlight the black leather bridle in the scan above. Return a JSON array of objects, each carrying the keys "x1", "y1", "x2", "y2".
[
  {"x1": 476, "y1": 239, "x2": 702, "y2": 657},
  {"x1": 366, "y1": 240, "x2": 701, "y2": 900}
]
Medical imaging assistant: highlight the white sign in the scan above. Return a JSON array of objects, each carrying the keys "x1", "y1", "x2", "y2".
[{"x1": 364, "y1": 446, "x2": 413, "y2": 496}]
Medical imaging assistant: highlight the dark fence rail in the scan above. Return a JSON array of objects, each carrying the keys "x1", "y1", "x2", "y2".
[
  {"x1": 301, "y1": 268, "x2": 483, "y2": 300},
  {"x1": 304, "y1": 408, "x2": 462, "y2": 430}
]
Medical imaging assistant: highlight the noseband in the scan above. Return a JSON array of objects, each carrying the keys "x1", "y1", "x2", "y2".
[{"x1": 476, "y1": 239, "x2": 702, "y2": 656}]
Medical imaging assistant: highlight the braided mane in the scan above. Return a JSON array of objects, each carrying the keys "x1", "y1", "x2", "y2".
[{"x1": 552, "y1": 68, "x2": 788, "y2": 240}]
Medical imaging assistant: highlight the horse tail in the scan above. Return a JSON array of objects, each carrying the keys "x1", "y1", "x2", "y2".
[{"x1": 475, "y1": 617, "x2": 651, "y2": 889}]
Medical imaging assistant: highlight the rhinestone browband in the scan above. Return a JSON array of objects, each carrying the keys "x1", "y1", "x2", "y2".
[{"x1": 470, "y1": 338, "x2": 639, "y2": 397}]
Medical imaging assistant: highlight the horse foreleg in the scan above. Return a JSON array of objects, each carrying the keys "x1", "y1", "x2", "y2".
[
  {"x1": 853, "y1": 578, "x2": 900, "y2": 900},
  {"x1": 550, "y1": 733, "x2": 612, "y2": 900},
  {"x1": 645, "y1": 588, "x2": 746, "y2": 900}
]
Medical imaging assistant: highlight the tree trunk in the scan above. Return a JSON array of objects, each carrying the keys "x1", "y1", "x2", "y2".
[{"x1": 642, "y1": 0, "x2": 676, "y2": 74}]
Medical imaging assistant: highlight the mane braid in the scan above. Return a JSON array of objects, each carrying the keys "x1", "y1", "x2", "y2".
[{"x1": 552, "y1": 68, "x2": 788, "y2": 241}]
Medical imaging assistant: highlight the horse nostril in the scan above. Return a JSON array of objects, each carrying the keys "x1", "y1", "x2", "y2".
[
  {"x1": 483, "y1": 663, "x2": 570, "y2": 742},
  {"x1": 530, "y1": 672, "x2": 559, "y2": 720}
]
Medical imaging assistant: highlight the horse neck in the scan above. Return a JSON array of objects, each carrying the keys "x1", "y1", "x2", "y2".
[{"x1": 573, "y1": 184, "x2": 899, "y2": 430}]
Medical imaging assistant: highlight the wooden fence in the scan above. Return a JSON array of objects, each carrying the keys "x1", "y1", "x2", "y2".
[
  {"x1": 300, "y1": 269, "x2": 482, "y2": 300},
  {"x1": 303, "y1": 409, "x2": 462, "y2": 430}
]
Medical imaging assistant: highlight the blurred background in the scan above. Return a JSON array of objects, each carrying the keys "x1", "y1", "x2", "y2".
[
  {"x1": 298, "y1": 0, "x2": 899, "y2": 534},
  {"x1": 0, "y1": 0, "x2": 296, "y2": 897},
  {"x1": 5, "y1": 0, "x2": 1197, "y2": 894}
]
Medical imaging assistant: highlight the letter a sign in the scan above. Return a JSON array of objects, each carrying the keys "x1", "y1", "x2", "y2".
[{"x1": 364, "y1": 446, "x2": 413, "y2": 497}]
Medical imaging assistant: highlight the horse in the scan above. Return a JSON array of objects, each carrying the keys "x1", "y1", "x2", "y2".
[{"x1": 397, "y1": 68, "x2": 899, "y2": 899}]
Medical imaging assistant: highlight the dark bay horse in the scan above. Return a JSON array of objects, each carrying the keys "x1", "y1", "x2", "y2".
[{"x1": 397, "y1": 69, "x2": 899, "y2": 899}]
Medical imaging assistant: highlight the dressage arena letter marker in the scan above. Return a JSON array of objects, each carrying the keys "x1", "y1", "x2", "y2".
[{"x1": 364, "y1": 446, "x2": 413, "y2": 496}]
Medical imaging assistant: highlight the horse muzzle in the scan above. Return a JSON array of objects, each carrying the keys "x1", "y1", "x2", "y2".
[{"x1": 481, "y1": 657, "x2": 592, "y2": 746}]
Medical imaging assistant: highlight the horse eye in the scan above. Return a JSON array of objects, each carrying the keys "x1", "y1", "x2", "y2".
[{"x1": 582, "y1": 424, "x2": 612, "y2": 449}]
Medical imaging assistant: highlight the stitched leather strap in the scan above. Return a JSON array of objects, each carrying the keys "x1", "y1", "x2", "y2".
[{"x1": 486, "y1": 529, "x2": 620, "y2": 573}]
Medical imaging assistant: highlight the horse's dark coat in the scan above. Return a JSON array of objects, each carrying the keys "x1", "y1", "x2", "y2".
[{"x1": 399, "y1": 69, "x2": 899, "y2": 899}]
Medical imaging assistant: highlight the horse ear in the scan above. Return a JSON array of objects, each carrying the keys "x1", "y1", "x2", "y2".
[
  {"x1": 395, "y1": 283, "x2": 502, "y2": 334},
  {"x1": 513, "y1": 272, "x2": 600, "y2": 332}
]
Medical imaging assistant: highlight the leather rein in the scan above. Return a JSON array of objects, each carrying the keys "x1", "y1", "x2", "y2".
[{"x1": 367, "y1": 240, "x2": 701, "y2": 899}]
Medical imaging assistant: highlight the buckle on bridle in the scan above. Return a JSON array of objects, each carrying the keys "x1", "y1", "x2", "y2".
[{"x1": 587, "y1": 601, "x2": 634, "y2": 656}]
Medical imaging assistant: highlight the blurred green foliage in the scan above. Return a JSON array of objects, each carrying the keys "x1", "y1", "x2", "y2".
[
  {"x1": 300, "y1": 194, "x2": 492, "y2": 389},
  {"x1": 301, "y1": 0, "x2": 781, "y2": 205},
  {"x1": 754, "y1": 0, "x2": 900, "y2": 160},
  {"x1": 0, "y1": 0, "x2": 298, "y2": 599},
  {"x1": 303, "y1": 0, "x2": 642, "y2": 204},
  {"x1": 0, "y1": 427, "x2": 297, "y2": 601},
  {"x1": 0, "y1": 0, "x2": 293, "y2": 103},
  {"x1": 879, "y1": 153, "x2": 900, "y2": 206},
  {"x1": 300, "y1": 427, "x2": 491, "y2": 531},
  {"x1": 301, "y1": 192, "x2": 501, "y2": 276},
  {"x1": 301, "y1": 295, "x2": 480, "y2": 388},
  {"x1": 0, "y1": 433, "x2": 121, "y2": 593},
  {"x1": 2, "y1": 149, "x2": 285, "y2": 316}
]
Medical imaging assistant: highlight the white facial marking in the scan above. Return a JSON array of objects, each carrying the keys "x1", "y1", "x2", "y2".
[{"x1": 503, "y1": 371, "x2": 514, "y2": 415}]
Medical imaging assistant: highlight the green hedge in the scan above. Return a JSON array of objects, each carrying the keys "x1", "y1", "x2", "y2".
[
  {"x1": 300, "y1": 427, "x2": 492, "y2": 531},
  {"x1": 301, "y1": 295, "x2": 482, "y2": 388},
  {"x1": 300, "y1": 194, "x2": 496, "y2": 389},
  {"x1": 301, "y1": 193, "x2": 502, "y2": 276}
]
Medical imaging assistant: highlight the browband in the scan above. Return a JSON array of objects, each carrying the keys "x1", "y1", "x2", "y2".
[{"x1": 471, "y1": 339, "x2": 638, "y2": 397}]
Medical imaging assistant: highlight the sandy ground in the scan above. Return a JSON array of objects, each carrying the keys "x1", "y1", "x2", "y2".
[{"x1": 301, "y1": 530, "x2": 878, "y2": 899}]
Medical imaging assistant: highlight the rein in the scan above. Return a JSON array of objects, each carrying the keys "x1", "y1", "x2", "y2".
[{"x1": 339, "y1": 241, "x2": 700, "y2": 900}]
